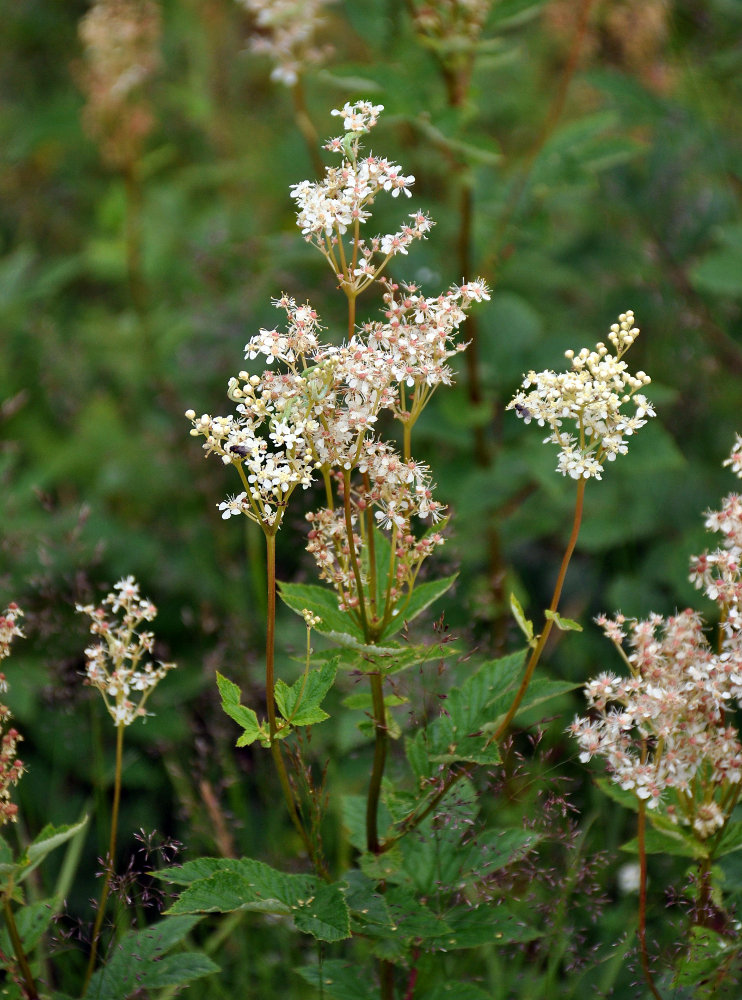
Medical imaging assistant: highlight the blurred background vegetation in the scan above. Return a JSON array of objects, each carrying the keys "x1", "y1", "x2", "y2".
[{"x1": 2, "y1": 0, "x2": 742, "y2": 995}]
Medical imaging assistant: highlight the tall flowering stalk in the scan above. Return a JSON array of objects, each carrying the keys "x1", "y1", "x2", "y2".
[
  {"x1": 496, "y1": 312, "x2": 653, "y2": 736},
  {"x1": 187, "y1": 100, "x2": 488, "y2": 995},
  {"x1": 76, "y1": 578, "x2": 175, "y2": 991}
]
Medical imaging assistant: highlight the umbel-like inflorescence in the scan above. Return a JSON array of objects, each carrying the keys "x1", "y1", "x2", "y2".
[
  {"x1": 76, "y1": 578, "x2": 175, "y2": 728},
  {"x1": 0, "y1": 604, "x2": 25, "y2": 825},
  {"x1": 508, "y1": 311, "x2": 653, "y2": 480},
  {"x1": 187, "y1": 102, "x2": 488, "y2": 553},
  {"x1": 571, "y1": 610, "x2": 742, "y2": 834},
  {"x1": 290, "y1": 101, "x2": 432, "y2": 300},
  {"x1": 572, "y1": 436, "x2": 742, "y2": 840}
]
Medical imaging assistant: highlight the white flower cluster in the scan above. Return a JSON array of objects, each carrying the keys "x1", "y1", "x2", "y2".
[
  {"x1": 187, "y1": 279, "x2": 486, "y2": 531},
  {"x1": 508, "y1": 311, "x2": 653, "y2": 480},
  {"x1": 76, "y1": 577, "x2": 175, "y2": 728},
  {"x1": 571, "y1": 610, "x2": 742, "y2": 834},
  {"x1": 290, "y1": 102, "x2": 430, "y2": 297},
  {"x1": 238, "y1": 0, "x2": 334, "y2": 86}
]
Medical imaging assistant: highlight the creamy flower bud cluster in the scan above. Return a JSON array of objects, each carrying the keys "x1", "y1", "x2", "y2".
[
  {"x1": 0, "y1": 605, "x2": 25, "y2": 825},
  {"x1": 571, "y1": 610, "x2": 742, "y2": 835},
  {"x1": 290, "y1": 101, "x2": 431, "y2": 298},
  {"x1": 238, "y1": 0, "x2": 334, "y2": 86},
  {"x1": 78, "y1": 0, "x2": 161, "y2": 169},
  {"x1": 508, "y1": 312, "x2": 653, "y2": 480},
  {"x1": 76, "y1": 577, "x2": 175, "y2": 728}
]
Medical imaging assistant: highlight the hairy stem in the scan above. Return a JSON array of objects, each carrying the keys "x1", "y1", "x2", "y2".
[
  {"x1": 84, "y1": 720, "x2": 124, "y2": 993},
  {"x1": 342, "y1": 470, "x2": 369, "y2": 635}
]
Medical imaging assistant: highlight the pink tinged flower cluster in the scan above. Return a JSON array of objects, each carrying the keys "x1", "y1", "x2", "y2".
[
  {"x1": 570, "y1": 610, "x2": 742, "y2": 831},
  {"x1": 0, "y1": 605, "x2": 25, "y2": 825},
  {"x1": 238, "y1": 0, "x2": 334, "y2": 86},
  {"x1": 186, "y1": 298, "x2": 321, "y2": 530},
  {"x1": 306, "y1": 471, "x2": 446, "y2": 614},
  {"x1": 290, "y1": 102, "x2": 429, "y2": 296},
  {"x1": 690, "y1": 437, "x2": 742, "y2": 622},
  {"x1": 76, "y1": 577, "x2": 175, "y2": 728},
  {"x1": 508, "y1": 311, "x2": 653, "y2": 480}
]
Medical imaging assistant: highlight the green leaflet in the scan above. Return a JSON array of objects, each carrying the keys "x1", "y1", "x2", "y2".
[
  {"x1": 85, "y1": 916, "x2": 218, "y2": 999},
  {"x1": 162, "y1": 857, "x2": 351, "y2": 943},
  {"x1": 0, "y1": 817, "x2": 88, "y2": 885},
  {"x1": 216, "y1": 672, "x2": 267, "y2": 747},
  {"x1": 274, "y1": 657, "x2": 338, "y2": 726},
  {"x1": 406, "y1": 651, "x2": 525, "y2": 776}
]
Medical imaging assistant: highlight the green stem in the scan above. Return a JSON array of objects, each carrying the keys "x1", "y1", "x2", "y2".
[
  {"x1": 290, "y1": 77, "x2": 324, "y2": 178},
  {"x1": 342, "y1": 470, "x2": 369, "y2": 635},
  {"x1": 264, "y1": 532, "x2": 326, "y2": 874},
  {"x1": 379, "y1": 478, "x2": 587, "y2": 852},
  {"x1": 637, "y1": 800, "x2": 664, "y2": 1000},
  {"x1": 84, "y1": 721, "x2": 124, "y2": 993},
  {"x1": 265, "y1": 533, "x2": 278, "y2": 741},
  {"x1": 366, "y1": 672, "x2": 388, "y2": 855},
  {"x1": 491, "y1": 476, "x2": 586, "y2": 742},
  {"x1": 3, "y1": 894, "x2": 38, "y2": 999}
]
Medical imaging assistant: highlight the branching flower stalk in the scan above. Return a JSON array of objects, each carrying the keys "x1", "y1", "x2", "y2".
[
  {"x1": 187, "y1": 101, "x2": 488, "y2": 995},
  {"x1": 378, "y1": 312, "x2": 652, "y2": 851},
  {"x1": 76, "y1": 578, "x2": 175, "y2": 991}
]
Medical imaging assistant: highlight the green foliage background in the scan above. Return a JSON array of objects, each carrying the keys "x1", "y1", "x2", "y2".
[{"x1": 2, "y1": 0, "x2": 742, "y2": 995}]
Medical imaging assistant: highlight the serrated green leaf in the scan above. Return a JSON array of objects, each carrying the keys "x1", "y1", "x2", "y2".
[
  {"x1": 295, "y1": 959, "x2": 377, "y2": 1000},
  {"x1": 343, "y1": 870, "x2": 394, "y2": 928},
  {"x1": 164, "y1": 858, "x2": 351, "y2": 942},
  {"x1": 278, "y1": 582, "x2": 363, "y2": 639},
  {"x1": 19, "y1": 817, "x2": 88, "y2": 883},
  {"x1": 381, "y1": 574, "x2": 457, "y2": 639},
  {"x1": 274, "y1": 658, "x2": 338, "y2": 727},
  {"x1": 216, "y1": 672, "x2": 265, "y2": 746},
  {"x1": 622, "y1": 824, "x2": 706, "y2": 859},
  {"x1": 544, "y1": 609, "x2": 583, "y2": 631},
  {"x1": 85, "y1": 916, "x2": 217, "y2": 999},
  {"x1": 293, "y1": 882, "x2": 351, "y2": 942},
  {"x1": 428, "y1": 903, "x2": 541, "y2": 949},
  {"x1": 0, "y1": 899, "x2": 58, "y2": 958},
  {"x1": 407, "y1": 652, "x2": 524, "y2": 774}
]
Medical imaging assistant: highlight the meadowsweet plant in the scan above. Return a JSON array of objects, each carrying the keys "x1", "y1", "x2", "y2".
[
  {"x1": 0, "y1": 584, "x2": 213, "y2": 1000},
  {"x1": 167, "y1": 98, "x2": 664, "y2": 1000},
  {"x1": 573, "y1": 434, "x2": 742, "y2": 995},
  {"x1": 499, "y1": 312, "x2": 653, "y2": 740},
  {"x1": 75, "y1": 576, "x2": 177, "y2": 987}
]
